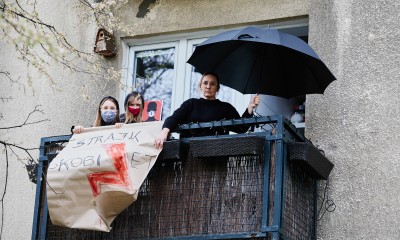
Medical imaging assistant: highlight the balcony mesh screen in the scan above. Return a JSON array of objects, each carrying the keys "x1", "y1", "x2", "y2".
[
  {"x1": 45, "y1": 154, "x2": 265, "y2": 239},
  {"x1": 39, "y1": 139, "x2": 315, "y2": 240},
  {"x1": 283, "y1": 161, "x2": 316, "y2": 239}
]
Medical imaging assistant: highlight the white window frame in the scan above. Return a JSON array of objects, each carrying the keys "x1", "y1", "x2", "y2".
[
  {"x1": 120, "y1": 18, "x2": 309, "y2": 117},
  {"x1": 123, "y1": 41, "x2": 179, "y2": 111}
]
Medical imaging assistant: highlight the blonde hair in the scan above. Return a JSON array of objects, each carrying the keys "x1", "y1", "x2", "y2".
[{"x1": 124, "y1": 92, "x2": 144, "y2": 123}]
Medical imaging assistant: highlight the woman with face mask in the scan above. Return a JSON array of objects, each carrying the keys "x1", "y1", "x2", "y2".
[
  {"x1": 71, "y1": 96, "x2": 123, "y2": 134},
  {"x1": 119, "y1": 91, "x2": 145, "y2": 124}
]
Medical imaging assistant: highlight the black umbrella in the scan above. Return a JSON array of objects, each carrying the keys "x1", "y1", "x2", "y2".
[{"x1": 187, "y1": 26, "x2": 336, "y2": 99}]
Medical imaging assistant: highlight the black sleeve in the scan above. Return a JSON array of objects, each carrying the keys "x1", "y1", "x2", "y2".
[
  {"x1": 225, "y1": 104, "x2": 253, "y2": 133},
  {"x1": 70, "y1": 126, "x2": 75, "y2": 134},
  {"x1": 221, "y1": 102, "x2": 252, "y2": 120},
  {"x1": 241, "y1": 108, "x2": 253, "y2": 118},
  {"x1": 162, "y1": 99, "x2": 193, "y2": 131},
  {"x1": 119, "y1": 113, "x2": 126, "y2": 123}
]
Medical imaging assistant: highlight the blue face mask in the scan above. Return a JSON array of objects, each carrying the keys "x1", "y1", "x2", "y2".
[{"x1": 101, "y1": 111, "x2": 116, "y2": 123}]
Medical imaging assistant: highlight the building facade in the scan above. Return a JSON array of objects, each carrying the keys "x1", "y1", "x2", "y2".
[{"x1": 0, "y1": 0, "x2": 399, "y2": 239}]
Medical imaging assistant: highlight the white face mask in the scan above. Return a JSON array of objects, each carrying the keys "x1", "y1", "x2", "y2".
[
  {"x1": 148, "y1": 110, "x2": 155, "y2": 117},
  {"x1": 101, "y1": 111, "x2": 116, "y2": 123}
]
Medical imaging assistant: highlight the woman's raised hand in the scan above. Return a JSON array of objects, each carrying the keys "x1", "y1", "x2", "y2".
[{"x1": 247, "y1": 94, "x2": 260, "y2": 114}]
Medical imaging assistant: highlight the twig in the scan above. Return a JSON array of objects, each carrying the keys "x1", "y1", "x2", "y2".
[
  {"x1": 0, "y1": 144, "x2": 9, "y2": 240},
  {"x1": 0, "y1": 105, "x2": 49, "y2": 130}
]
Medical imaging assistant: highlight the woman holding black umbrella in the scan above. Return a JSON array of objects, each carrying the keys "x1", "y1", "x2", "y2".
[{"x1": 154, "y1": 72, "x2": 259, "y2": 149}]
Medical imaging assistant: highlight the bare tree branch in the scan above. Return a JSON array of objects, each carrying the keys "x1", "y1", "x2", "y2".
[
  {"x1": 0, "y1": 2, "x2": 135, "y2": 239},
  {"x1": 0, "y1": 68, "x2": 24, "y2": 92},
  {"x1": 0, "y1": 105, "x2": 49, "y2": 130},
  {"x1": 0, "y1": 144, "x2": 9, "y2": 240},
  {"x1": 0, "y1": 97, "x2": 12, "y2": 103},
  {"x1": 0, "y1": 105, "x2": 49, "y2": 239},
  {"x1": 0, "y1": 140, "x2": 38, "y2": 159}
]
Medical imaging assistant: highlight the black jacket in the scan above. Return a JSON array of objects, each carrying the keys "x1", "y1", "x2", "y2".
[{"x1": 162, "y1": 98, "x2": 252, "y2": 137}]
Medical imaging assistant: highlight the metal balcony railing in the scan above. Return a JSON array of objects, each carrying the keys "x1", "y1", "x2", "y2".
[{"x1": 32, "y1": 115, "x2": 322, "y2": 240}]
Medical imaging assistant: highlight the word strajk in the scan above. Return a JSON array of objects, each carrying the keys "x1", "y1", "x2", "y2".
[{"x1": 70, "y1": 131, "x2": 142, "y2": 148}]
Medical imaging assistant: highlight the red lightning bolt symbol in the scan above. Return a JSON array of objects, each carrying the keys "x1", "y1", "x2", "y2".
[{"x1": 87, "y1": 143, "x2": 132, "y2": 197}]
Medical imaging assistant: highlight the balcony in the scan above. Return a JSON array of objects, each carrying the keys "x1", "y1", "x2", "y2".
[{"x1": 32, "y1": 116, "x2": 332, "y2": 240}]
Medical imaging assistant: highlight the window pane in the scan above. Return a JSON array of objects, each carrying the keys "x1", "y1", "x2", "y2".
[
  {"x1": 189, "y1": 69, "x2": 233, "y2": 103},
  {"x1": 189, "y1": 43, "x2": 233, "y2": 103},
  {"x1": 133, "y1": 48, "x2": 175, "y2": 120}
]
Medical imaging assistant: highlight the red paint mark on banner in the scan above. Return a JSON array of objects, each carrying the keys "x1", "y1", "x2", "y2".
[{"x1": 87, "y1": 143, "x2": 132, "y2": 197}]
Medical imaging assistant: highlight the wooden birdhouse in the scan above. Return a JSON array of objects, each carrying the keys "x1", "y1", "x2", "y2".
[{"x1": 94, "y1": 28, "x2": 116, "y2": 57}]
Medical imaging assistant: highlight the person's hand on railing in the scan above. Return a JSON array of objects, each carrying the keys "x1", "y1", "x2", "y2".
[{"x1": 154, "y1": 128, "x2": 170, "y2": 149}]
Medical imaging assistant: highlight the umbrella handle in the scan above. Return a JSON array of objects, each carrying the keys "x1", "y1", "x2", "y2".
[
  {"x1": 254, "y1": 92, "x2": 259, "y2": 110},
  {"x1": 249, "y1": 93, "x2": 260, "y2": 117}
]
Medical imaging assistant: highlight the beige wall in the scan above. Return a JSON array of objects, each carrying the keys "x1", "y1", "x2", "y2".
[
  {"x1": 0, "y1": 1, "x2": 115, "y2": 239},
  {"x1": 118, "y1": 0, "x2": 309, "y2": 35},
  {"x1": 2, "y1": 0, "x2": 399, "y2": 239},
  {"x1": 308, "y1": 0, "x2": 400, "y2": 239},
  {"x1": 0, "y1": 1, "x2": 309, "y2": 239}
]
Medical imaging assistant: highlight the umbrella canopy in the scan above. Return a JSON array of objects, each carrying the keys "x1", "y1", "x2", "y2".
[{"x1": 187, "y1": 26, "x2": 336, "y2": 99}]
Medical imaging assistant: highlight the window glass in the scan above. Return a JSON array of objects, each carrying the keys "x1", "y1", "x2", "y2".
[
  {"x1": 189, "y1": 69, "x2": 233, "y2": 103},
  {"x1": 133, "y1": 47, "x2": 175, "y2": 120},
  {"x1": 188, "y1": 44, "x2": 232, "y2": 103},
  {"x1": 124, "y1": 21, "x2": 309, "y2": 124}
]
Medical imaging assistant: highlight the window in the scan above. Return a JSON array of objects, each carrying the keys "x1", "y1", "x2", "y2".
[
  {"x1": 121, "y1": 19, "x2": 309, "y2": 122},
  {"x1": 122, "y1": 37, "x2": 240, "y2": 120}
]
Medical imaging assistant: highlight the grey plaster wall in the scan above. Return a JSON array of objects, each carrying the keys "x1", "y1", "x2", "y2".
[
  {"x1": 0, "y1": 1, "x2": 118, "y2": 239},
  {"x1": 308, "y1": 1, "x2": 400, "y2": 239},
  {"x1": 2, "y1": 0, "x2": 361, "y2": 239},
  {"x1": 0, "y1": 1, "x2": 309, "y2": 238},
  {"x1": 117, "y1": 0, "x2": 309, "y2": 36}
]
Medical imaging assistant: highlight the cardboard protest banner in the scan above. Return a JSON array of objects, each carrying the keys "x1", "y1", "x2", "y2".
[{"x1": 46, "y1": 121, "x2": 164, "y2": 232}]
